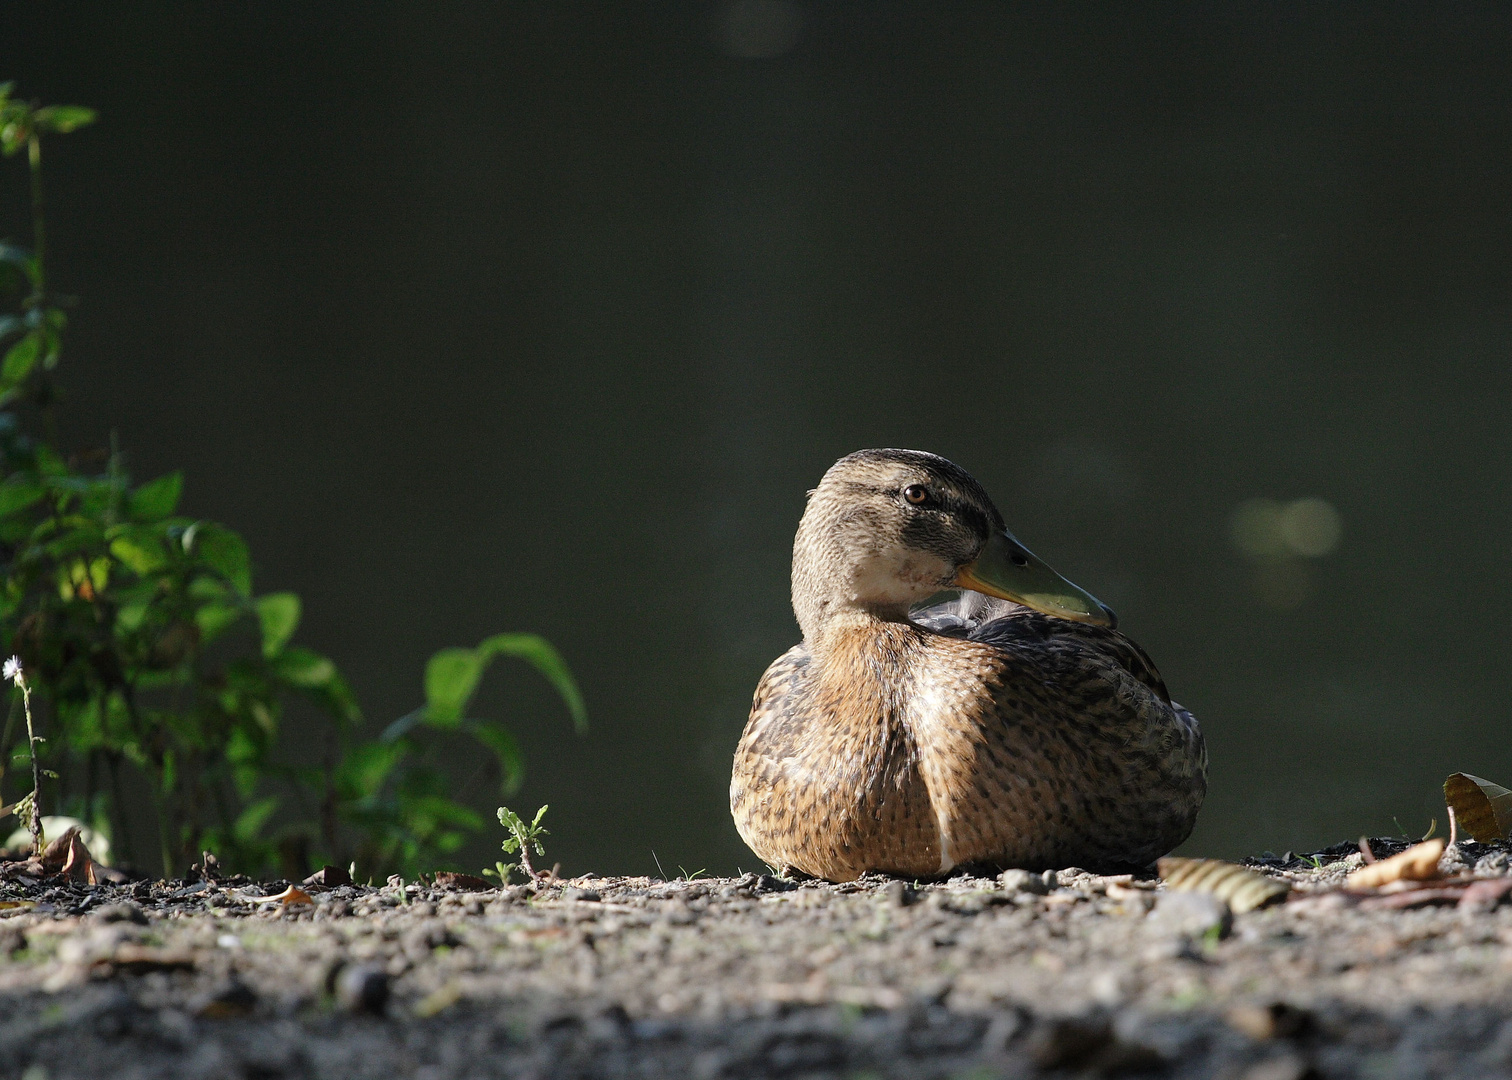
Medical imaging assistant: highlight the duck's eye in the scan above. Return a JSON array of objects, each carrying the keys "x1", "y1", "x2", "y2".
[{"x1": 903, "y1": 485, "x2": 930, "y2": 505}]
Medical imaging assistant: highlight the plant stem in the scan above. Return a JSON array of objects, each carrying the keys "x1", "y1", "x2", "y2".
[
  {"x1": 20, "y1": 681, "x2": 41, "y2": 856},
  {"x1": 27, "y1": 134, "x2": 44, "y2": 298}
]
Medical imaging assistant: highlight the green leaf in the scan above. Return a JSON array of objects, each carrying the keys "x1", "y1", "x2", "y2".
[
  {"x1": 403, "y1": 794, "x2": 485, "y2": 833},
  {"x1": 424, "y1": 647, "x2": 484, "y2": 728},
  {"x1": 254, "y1": 593, "x2": 300, "y2": 658},
  {"x1": 31, "y1": 105, "x2": 96, "y2": 134},
  {"x1": 462, "y1": 720, "x2": 525, "y2": 795},
  {"x1": 233, "y1": 796, "x2": 280, "y2": 843},
  {"x1": 191, "y1": 524, "x2": 252, "y2": 596},
  {"x1": 2, "y1": 332, "x2": 39, "y2": 384},
  {"x1": 128, "y1": 472, "x2": 183, "y2": 521},
  {"x1": 0, "y1": 478, "x2": 44, "y2": 519},
  {"x1": 194, "y1": 601, "x2": 243, "y2": 645},
  {"x1": 477, "y1": 633, "x2": 587, "y2": 732},
  {"x1": 108, "y1": 531, "x2": 166, "y2": 575},
  {"x1": 271, "y1": 646, "x2": 336, "y2": 689},
  {"x1": 335, "y1": 740, "x2": 407, "y2": 798}
]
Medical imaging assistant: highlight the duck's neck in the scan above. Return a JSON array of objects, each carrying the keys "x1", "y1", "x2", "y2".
[
  {"x1": 802, "y1": 610, "x2": 925, "y2": 684},
  {"x1": 792, "y1": 540, "x2": 915, "y2": 645}
]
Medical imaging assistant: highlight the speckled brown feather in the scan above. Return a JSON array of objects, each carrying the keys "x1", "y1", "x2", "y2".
[
  {"x1": 731, "y1": 610, "x2": 1205, "y2": 880},
  {"x1": 730, "y1": 449, "x2": 1207, "y2": 882}
]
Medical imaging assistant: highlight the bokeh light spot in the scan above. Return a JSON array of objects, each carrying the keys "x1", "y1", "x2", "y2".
[
  {"x1": 1279, "y1": 497, "x2": 1342, "y2": 558},
  {"x1": 1229, "y1": 496, "x2": 1342, "y2": 610}
]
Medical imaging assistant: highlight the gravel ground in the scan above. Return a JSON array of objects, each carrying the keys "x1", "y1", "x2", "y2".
[{"x1": 2, "y1": 838, "x2": 1512, "y2": 1080}]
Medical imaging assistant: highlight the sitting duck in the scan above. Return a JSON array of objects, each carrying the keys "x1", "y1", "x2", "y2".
[{"x1": 730, "y1": 449, "x2": 1206, "y2": 881}]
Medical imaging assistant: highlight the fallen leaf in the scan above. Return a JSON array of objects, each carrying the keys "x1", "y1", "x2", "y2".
[
  {"x1": 60, "y1": 831, "x2": 94, "y2": 885},
  {"x1": 433, "y1": 872, "x2": 491, "y2": 892},
  {"x1": 1156, "y1": 857, "x2": 1290, "y2": 914},
  {"x1": 250, "y1": 885, "x2": 314, "y2": 907},
  {"x1": 1443, "y1": 773, "x2": 1512, "y2": 843},
  {"x1": 1345, "y1": 838, "x2": 1446, "y2": 889},
  {"x1": 38, "y1": 826, "x2": 80, "y2": 872},
  {"x1": 0, "y1": 900, "x2": 35, "y2": 913}
]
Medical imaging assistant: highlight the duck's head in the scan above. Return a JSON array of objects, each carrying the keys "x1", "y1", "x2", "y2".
[{"x1": 791, "y1": 448, "x2": 1115, "y2": 642}]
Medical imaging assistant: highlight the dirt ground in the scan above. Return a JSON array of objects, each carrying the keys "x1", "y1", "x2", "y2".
[{"x1": 1, "y1": 838, "x2": 1511, "y2": 1080}]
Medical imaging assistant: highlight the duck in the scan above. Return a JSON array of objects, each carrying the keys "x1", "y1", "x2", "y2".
[{"x1": 730, "y1": 448, "x2": 1206, "y2": 881}]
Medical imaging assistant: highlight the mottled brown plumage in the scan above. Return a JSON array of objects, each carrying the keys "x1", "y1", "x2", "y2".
[{"x1": 730, "y1": 449, "x2": 1206, "y2": 881}]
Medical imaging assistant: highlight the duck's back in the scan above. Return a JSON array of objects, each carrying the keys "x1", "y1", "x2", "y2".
[
  {"x1": 916, "y1": 600, "x2": 1207, "y2": 872},
  {"x1": 731, "y1": 601, "x2": 1206, "y2": 879}
]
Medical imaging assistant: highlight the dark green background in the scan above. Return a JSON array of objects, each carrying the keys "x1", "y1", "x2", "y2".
[{"x1": 4, "y1": 3, "x2": 1511, "y2": 875}]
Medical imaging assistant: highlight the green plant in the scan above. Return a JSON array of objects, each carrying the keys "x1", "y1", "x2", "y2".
[
  {"x1": 483, "y1": 804, "x2": 549, "y2": 883},
  {"x1": 0, "y1": 85, "x2": 585, "y2": 880},
  {"x1": 346, "y1": 636, "x2": 582, "y2": 877},
  {"x1": 2, "y1": 657, "x2": 42, "y2": 853}
]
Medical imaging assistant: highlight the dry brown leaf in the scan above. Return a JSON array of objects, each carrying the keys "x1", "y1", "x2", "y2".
[
  {"x1": 433, "y1": 872, "x2": 491, "y2": 892},
  {"x1": 1345, "y1": 838, "x2": 1445, "y2": 889},
  {"x1": 1443, "y1": 773, "x2": 1512, "y2": 843},
  {"x1": 60, "y1": 831, "x2": 94, "y2": 885},
  {"x1": 38, "y1": 826, "x2": 80, "y2": 872},
  {"x1": 251, "y1": 885, "x2": 314, "y2": 907},
  {"x1": 1156, "y1": 857, "x2": 1290, "y2": 914}
]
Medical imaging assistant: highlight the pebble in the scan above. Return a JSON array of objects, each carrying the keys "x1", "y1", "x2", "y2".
[
  {"x1": 998, "y1": 869, "x2": 1050, "y2": 896},
  {"x1": 92, "y1": 902, "x2": 149, "y2": 925},
  {"x1": 334, "y1": 965, "x2": 389, "y2": 1015},
  {"x1": 1145, "y1": 891, "x2": 1232, "y2": 941}
]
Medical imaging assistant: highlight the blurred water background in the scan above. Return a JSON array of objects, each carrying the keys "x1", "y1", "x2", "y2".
[{"x1": 4, "y1": 2, "x2": 1511, "y2": 875}]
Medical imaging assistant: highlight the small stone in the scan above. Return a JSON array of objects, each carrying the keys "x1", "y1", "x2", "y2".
[
  {"x1": 999, "y1": 869, "x2": 1050, "y2": 896},
  {"x1": 1227, "y1": 1002, "x2": 1315, "y2": 1041},
  {"x1": 335, "y1": 964, "x2": 389, "y2": 1015},
  {"x1": 1475, "y1": 851, "x2": 1510, "y2": 877},
  {"x1": 884, "y1": 880, "x2": 917, "y2": 908},
  {"x1": 91, "y1": 902, "x2": 149, "y2": 926},
  {"x1": 1146, "y1": 891, "x2": 1231, "y2": 940},
  {"x1": 563, "y1": 888, "x2": 601, "y2": 902},
  {"x1": 304, "y1": 864, "x2": 353, "y2": 889}
]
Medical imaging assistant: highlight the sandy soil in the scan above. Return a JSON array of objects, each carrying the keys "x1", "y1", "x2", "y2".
[{"x1": 1, "y1": 838, "x2": 1511, "y2": 1079}]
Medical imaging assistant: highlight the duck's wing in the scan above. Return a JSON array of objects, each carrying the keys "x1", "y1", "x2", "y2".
[{"x1": 916, "y1": 595, "x2": 1173, "y2": 705}]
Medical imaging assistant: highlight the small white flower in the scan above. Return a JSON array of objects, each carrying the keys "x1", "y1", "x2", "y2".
[{"x1": 2, "y1": 656, "x2": 21, "y2": 686}]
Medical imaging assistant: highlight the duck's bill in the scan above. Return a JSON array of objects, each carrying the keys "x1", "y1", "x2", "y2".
[{"x1": 954, "y1": 531, "x2": 1117, "y2": 628}]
